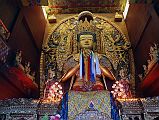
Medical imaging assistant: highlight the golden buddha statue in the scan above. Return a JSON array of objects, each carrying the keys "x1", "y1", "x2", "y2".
[
  {"x1": 58, "y1": 11, "x2": 117, "y2": 92},
  {"x1": 59, "y1": 31, "x2": 116, "y2": 91}
]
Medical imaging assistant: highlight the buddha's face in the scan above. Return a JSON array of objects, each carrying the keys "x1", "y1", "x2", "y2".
[{"x1": 79, "y1": 34, "x2": 93, "y2": 49}]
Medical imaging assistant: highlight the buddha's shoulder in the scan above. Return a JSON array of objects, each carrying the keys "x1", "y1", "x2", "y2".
[
  {"x1": 95, "y1": 52, "x2": 107, "y2": 60},
  {"x1": 73, "y1": 53, "x2": 80, "y2": 61},
  {"x1": 63, "y1": 54, "x2": 79, "y2": 72},
  {"x1": 65, "y1": 53, "x2": 79, "y2": 63}
]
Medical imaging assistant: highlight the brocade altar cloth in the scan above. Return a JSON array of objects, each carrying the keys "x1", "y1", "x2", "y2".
[{"x1": 68, "y1": 90, "x2": 111, "y2": 120}]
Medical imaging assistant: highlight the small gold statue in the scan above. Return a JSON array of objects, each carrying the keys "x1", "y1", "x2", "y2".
[
  {"x1": 149, "y1": 43, "x2": 159, "y2": 62},
  {"x1": 147, "y1": 43, "x2": 159, "y2": 72},
  {"x1": 118, "y1": 68, "x2": 132, "y2": 98},
  {"x1": 143, "y1": 65, "x2": 148, "y2": 76},
  {"x1": 15, "y1": 50, "x2": 24, "y2": 70},
  {"x1": 24, "y1": 61, "x2": 31, "y2": 75},
  {"x1": 48, "y1": 67, "x2": 55, "y2": 81}
]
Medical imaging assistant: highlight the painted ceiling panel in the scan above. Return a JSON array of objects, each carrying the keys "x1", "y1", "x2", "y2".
[
  {"x1": 21, "y1": 0, "x2": 128, "y2": 13},
  {"x1": 47, "y1": 0, "x2": 127, "y2": 13},
  {"x1": 48, "y1": 0, "x2": 120, "y2": 7}
]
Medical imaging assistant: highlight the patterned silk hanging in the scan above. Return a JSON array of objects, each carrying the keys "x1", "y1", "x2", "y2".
[
  {"x1": 87, "y1": 55, "x2": 91, "y2": 81},
  {"x1": 80, "y1": 51, "x2": 85, "y2": 79},
  {"x1": 90, "y1": 52, "x2": 96, "y2": 83},
  {"x1": 95, "y1": 54, "x2": 101, "y2": 75}
]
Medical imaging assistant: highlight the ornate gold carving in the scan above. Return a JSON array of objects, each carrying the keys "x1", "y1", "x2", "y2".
[
  {"x1": 41, "y1": 12, "x2": 135, "y2": 95},
  {"x1": 76, "y1": 19, "x2": 96, "y2": 34},
  {"x1": 73, "y1": 53, "x2": 80, "y2": 62}
]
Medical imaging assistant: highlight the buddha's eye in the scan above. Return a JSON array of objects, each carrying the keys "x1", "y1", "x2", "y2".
[{"x1": 81, "y1": 39, "x2": 85, "y2": 41}]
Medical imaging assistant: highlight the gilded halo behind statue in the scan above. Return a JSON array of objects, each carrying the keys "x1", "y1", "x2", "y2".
[{"x1": 42, "y1": 11, "x2": 133, "y2": 97}]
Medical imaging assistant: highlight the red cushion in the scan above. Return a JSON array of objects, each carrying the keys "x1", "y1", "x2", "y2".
[
  {"x1": 92, "y1": 84, "x2": 104, "y2": 91},
  {"x1": 72, "y1": 85, "x2": 84, "y2": 91}
]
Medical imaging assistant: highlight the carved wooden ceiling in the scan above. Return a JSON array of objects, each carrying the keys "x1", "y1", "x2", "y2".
[
  {"x1": 49, "y1": 0, "x2": 123, "y2": 13},
  {"x1": 21, "y1": 0, "x2": 129, "y2": 13},
  {"x1": 20, "y1": 0, "x2": 154, "y2": 13},
  {"x1": 47, "y1": 0, "x2": 125, "y2": 13}
]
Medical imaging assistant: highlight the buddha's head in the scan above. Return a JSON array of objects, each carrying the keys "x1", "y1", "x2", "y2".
[{"x1": 77, "y1": 32, "x2": 96, "y2": 49}]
